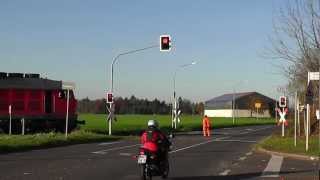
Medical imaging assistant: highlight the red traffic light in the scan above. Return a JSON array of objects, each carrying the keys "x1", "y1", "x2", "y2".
[
  {"x1": 160, "y1": 35, "x2": 171, "y2": 51},
  {"x1": 107, "y1": 93, "x2": 113, "y2": 103},
  {"x1": 279, "y1": 96, "x2": 286, "y2": 108}
]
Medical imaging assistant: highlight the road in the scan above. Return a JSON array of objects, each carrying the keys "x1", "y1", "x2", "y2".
[{"x1": 0, "y1": 125, "x2": 317, "y2": 180}]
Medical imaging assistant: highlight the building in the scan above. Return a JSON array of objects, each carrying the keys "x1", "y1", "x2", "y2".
[{"x1": 204, "y1": 92, "x2": 276, "y2": 118}]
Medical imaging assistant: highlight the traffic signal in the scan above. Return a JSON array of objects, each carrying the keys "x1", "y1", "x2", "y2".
[
  {"x1": 160, "y1": 35, "x2": 171, "y2": 51},
  {"x1": 279, "y1": 96, "x2": 286, "y2": 108},
  {"x1": 107, "y1": 92, "x2": 113, "y2": 104}
]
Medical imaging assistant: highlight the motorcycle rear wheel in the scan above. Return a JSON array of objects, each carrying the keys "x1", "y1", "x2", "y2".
[
  {"x1": 140, "y1": 165, "x2": 147, "y2": 180},
  {"x1": 161, "y1": 161, "x2": 169, "y2": 179}
]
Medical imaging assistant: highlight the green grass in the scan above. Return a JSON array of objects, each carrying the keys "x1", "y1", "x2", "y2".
[
  {"x1": 79, "y1": 114, "x2": 276, "y2": 135},
  {"x1": 0, "y1": 114, "x2": 275, "y2": 153},
  {"x1": 258, "y1": 135, "x2": 319, "y2": 156},
  {"x1": 0, "y1": 130, "x2": 119, "y2": 153}
]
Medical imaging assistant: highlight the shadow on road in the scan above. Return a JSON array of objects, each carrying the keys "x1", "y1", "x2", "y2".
[{"x1": 169, "y1": 170, "x2": 315, "y2": 180}]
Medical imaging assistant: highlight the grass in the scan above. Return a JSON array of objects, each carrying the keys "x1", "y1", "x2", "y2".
[
  {"x1": 0, "y1": 114, "x2": 275, "y2": 153},
  {"x1": 79, "y1": 114, "x2": 276, "y2": 135},
  {"x1": 257, "y1": 121, "x2": 320, "y2": 157},
  {"x1": 258, "y1": 134, "x2": 319, "y2": 156},
  {"x1": 0, "y1": 130, "x2": 119, "y2": 153}
]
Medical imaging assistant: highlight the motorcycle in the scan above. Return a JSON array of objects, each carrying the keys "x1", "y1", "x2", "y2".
[{"x1": 137, "y1": 133, "x2": 174, "y2": 180}]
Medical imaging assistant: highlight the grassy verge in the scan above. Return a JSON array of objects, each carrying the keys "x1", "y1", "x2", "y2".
[
  {"x1": 0, "y1": 130, "x2": 119, "y2": 153},
  {"x1": 80, "y1": 114, "x2": 276, "y2": 135},
  {"x1": 257, "y1": 131, "x2": 319, "y2": 157}
]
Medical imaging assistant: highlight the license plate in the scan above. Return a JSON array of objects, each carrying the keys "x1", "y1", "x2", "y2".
[{"x1": 137, "y1": 155, "x2": 147, "y2": 164}]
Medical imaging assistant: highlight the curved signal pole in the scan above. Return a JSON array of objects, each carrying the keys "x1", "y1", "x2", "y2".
[{"x1": 108, "y1": 45, "x2": 158, "y2": 135}]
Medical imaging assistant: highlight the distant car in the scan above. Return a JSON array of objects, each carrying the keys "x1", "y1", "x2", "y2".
[{"x1": 0, "y1": 72, "x2": 78, "y2": 133}]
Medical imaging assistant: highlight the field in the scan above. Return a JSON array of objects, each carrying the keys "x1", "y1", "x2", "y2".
[
  {"x1": 79, "y1": 114, "x2": 276, "y2": 135},
  {"x1": 0, "y1": 114, "x2": 275, "y2": 153}
]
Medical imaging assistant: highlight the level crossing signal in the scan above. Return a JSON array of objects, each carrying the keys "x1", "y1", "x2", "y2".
[
  {"x1": 279, "y1": 96, "x2": 286, "y2": 108},
  {"x1": 107, "y1": 92, "x2": 113, "y2": 104}
]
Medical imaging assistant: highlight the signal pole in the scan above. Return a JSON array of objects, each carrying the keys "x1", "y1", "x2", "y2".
[{"x1": 108, "y1": 45, "x2": 158, "y2": 135}]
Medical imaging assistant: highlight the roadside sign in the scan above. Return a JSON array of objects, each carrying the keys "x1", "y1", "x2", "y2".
[
  {"x1": 317, "y1": 110, "x2": 320, "y2": 120},
  {"x1": 299, "y1": 105, "x2": 305, "y2": 112},
  {"x1": 277, "y1": 108, "x2": 288, "y2": 123},
  {"x1": 255, "y1": 103, "x2": 261, "y2": 109},
  {"x1": 308, "y1": 72, "x2": 319, "y2": 84},
  {"x1": 277, "y1": 107, "x2": 288, "y2": 137}
]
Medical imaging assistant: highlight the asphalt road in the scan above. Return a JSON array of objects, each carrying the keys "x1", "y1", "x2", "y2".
[{"x1": 0, "y1": 125, "x2": 318, "y2": 180}]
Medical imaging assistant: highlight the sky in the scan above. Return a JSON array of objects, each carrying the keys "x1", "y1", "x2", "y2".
[{"x1": 0, "y1": 0, "x2": 288, "y2": 102}]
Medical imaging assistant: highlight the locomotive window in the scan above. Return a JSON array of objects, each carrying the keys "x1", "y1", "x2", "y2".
[
  {"x1": 58, "y1": 90, "x2": 66, "y2": 99},
  {"x1": 58, "y1": 90, "x2": 74, "y2": 99}
]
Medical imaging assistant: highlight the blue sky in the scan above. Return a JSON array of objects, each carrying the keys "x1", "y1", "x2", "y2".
[{"x1": 0, "y1": 0, "x2": 287, "y2": 102}]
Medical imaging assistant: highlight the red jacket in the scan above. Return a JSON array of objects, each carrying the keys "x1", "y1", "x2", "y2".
[{"x1": 140, "y1": 129, "x2": 166, "y2": 153}]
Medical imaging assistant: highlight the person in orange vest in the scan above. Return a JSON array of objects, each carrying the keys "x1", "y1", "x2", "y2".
[{"x1": 202, "y1": 115, "x2": 211, "y2": 137}]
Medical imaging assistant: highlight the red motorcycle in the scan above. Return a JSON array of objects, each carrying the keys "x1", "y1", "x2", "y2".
[{"x1": 137, "y1": 134, "x2": 173, "y2": 180}]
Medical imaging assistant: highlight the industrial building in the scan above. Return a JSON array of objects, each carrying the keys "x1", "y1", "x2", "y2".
[{"x1": 204, "y1": 92, "x2": 275, "y2": 118}]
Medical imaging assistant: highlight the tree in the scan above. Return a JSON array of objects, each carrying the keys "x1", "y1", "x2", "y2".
[
  {"x1": 268, "y1": 0, "x2": 320, "y2": 96},
  {"x1": 268, "y1": 0, "x2": 320, "y2": 134},
  {"x1": 195, "y1": 102, "x2": 205, "y2": 115}
]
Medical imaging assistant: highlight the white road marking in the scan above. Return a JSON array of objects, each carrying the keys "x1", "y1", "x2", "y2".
[
  {"x1": 98, "y1": 141, "x2": 122, "y2": 146},
  {"x1": 169, "y1": 136, "x2": 229, "y2": 154},
  {"x1": 239, "y1": 156, "x2": 247, "y2": 161},
  {"x1": 239, "y1": 126, "x2": 273, "y2": 135},
  {"x1": 246, "y1": 152, "x2": 253, "y2": 156},
  {"x1": 23, "y1": 172, "x2": 32, "y2": 175},
  {"x1": 119, "y1": 153, "x2": 132, "y2": 156},
  {"x1": 261, "y1": 155, "x2": 283, "y2": 177},
  {"x1": 219, "y1": 169, "x2": 231, "y2": 176},
  {"x1": 212, "y1": 139, "x2": 257, "y2": 143},
  {"x1": 92, "y1": 144, "x2": 140, "y2": 154}
]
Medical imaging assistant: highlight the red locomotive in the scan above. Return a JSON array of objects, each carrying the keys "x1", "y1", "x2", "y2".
[{"x1": 0, "y1": 72, "x2": 78, "y2": 133}]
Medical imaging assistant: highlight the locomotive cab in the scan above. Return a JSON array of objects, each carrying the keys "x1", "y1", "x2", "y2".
[{"x1": 0, "y1": 72, "x2": 78, "y2": 133}]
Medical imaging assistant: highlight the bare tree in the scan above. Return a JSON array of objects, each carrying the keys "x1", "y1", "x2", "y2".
[{"x1": 269, "y1": 0, "x2": 320, "y2": 97}]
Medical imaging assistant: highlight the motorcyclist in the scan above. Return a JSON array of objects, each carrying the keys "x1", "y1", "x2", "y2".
[{"x1": 140, "y1": 120, "x2": 170, "y2": 166}]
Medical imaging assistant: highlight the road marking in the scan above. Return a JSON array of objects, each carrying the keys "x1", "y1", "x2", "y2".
[
  {"x1": 261, "y1": 155, "x2": 283, "y2": 177},
  {"x1": 169, "y1": 136, "x2": 229, "y2": 154},
  {"x1": 239, "y1": 156, "x2": 247, "y2": 161},
  {"x1": 212, "y1": 139, "x2": 257, "y2": 143},
  {"x1": 239, "y1": 126, "x2": 273, "y2": 135},
  {"x1": 119, "y1": 153, "x2": 132, "y2": 156},
  {"x1": 246, "y1": 152, "x2": 253, "y2": 156},
  {"x1": 23, "y1": 172, "x2": 32, "y2": 175},
  {"x1": 219, "y1": 169, "x2": 231, "y2": 176},
  {"x1": 98, "y1": 141, "x2": 122, "y2": 146},
  {"x1": 92, "y1": 144, "x2": 140, "y2": 154}
]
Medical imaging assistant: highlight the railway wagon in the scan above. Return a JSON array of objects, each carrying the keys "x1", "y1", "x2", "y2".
[{"x1": 0, "y1": 72, "x2": 77, "y2": 133}]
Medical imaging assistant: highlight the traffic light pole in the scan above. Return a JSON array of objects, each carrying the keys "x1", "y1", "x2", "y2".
[{"x1": 108, "y1": 45, "x2": 158, "y2": 135}]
